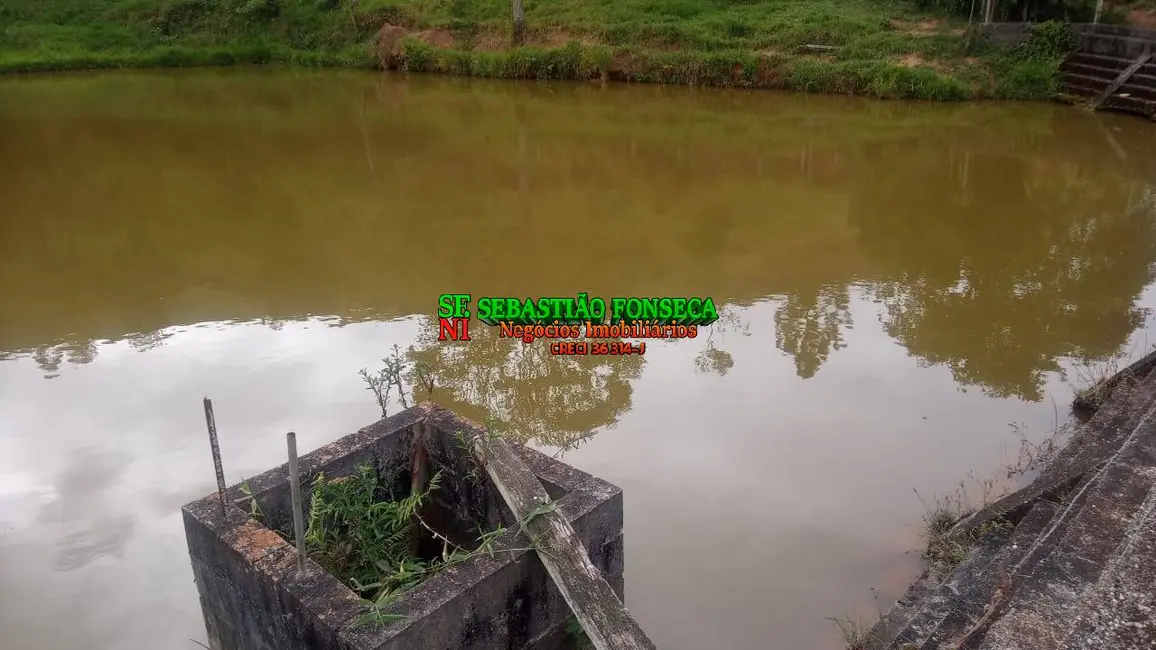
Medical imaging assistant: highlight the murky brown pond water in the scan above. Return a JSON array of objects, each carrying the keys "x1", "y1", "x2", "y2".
[{"x1": 2, "y1": 68, "x2": 1156, "y2": 650}]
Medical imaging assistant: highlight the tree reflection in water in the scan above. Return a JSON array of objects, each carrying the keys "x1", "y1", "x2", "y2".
[
  {"x1": 773, "y1": 285, "x2": 853, "y2": 380},
  {"x1": 850, "y1": 143, "x2": 1156, "y2": 400},
  {"x1": 694, "y1": 305, "x2": 749, "y2": 377},
  {"x1": 406, "y1": 316, "x2": 644, "y2": 452}
]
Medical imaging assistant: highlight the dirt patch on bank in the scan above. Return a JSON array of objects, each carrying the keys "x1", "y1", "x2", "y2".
[
  {"x1": 540, "y1": 28, "x2": 597, "y2": 47},
  {"x1": 892, "y1": 18, "x2": 941, "y2": 35},
  {"x1": 375, "y1": 24, "x2": 456, "y2": 65},
  {"x1": 891, "y1": 18, "x2": 966, "y2": 37},
  {"x1": 376, "y1": 23, "x2": 409, "y2": 67},
  {"x1": 471, "y1": 30, "x2": 508, "y2": 52},
  {"x1": 609, "y1": 51, "x2": 635, "y2": 81},
  {"x1": 1129, "y1": 7, "x2": 1156, "y2": 28},
  {"x1": 415, "y1": 28, "x2": 455, "y2": 48},
  {"x1": 895, "y1": 53, "x2": 948, "y2": 71}
]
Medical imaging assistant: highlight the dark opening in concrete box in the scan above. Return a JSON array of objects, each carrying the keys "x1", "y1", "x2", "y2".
[{"x1": 182, "y1": 403, "x2": 625, "y2": 650}]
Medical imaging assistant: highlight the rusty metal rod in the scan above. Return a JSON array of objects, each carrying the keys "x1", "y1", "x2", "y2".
[
  {"x1": 203, "y1": 397, "x2": 228, "y2": 519},
  {"x1": 287, "y1": 431, "x2": 307, "y2": 575}
]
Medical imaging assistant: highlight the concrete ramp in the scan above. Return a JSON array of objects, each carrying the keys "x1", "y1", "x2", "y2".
[{"x1": 866, "y1": 369, "x2": 1156, "y2": 650}]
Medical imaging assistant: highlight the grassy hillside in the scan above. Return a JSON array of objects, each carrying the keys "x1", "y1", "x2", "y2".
[{"x1": 0, "y1": 0, "x2": 1077, "y2": 100}]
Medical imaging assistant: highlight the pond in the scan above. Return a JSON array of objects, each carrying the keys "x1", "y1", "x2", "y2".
[{"x1": 2, "y1": 68, "x2": 1156, "y2": 650}]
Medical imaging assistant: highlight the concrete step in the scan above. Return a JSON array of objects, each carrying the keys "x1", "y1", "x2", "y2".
[
  {"x1": 978, "y1": 375, "x2": 1156, "y2": 650},
  {"x1": 1058, "y1": 485, "x2": 1156, "y2": 650},
  {"x1": 865, "y1": 504, "x2": 1059, "y2": 650},
  {"x1": 1063, "y1": 73, "x2": 1113, "y2": 93},
  {"x1": 1063, "y1": 83, "x2": 1100, "y2": 98},
  {"x1": 943, "y1": 373, "x2": 1156, "y2": 552},
  {"x1": 1114, "y1": 82, "x2": 1156, "y2": 103},
  {"x1": 1064, "y1": 52, "x2": 1132, "y2": 71},
  {"x1": 873, "y1": 372, "x2": 1156, "y2": 650},
  {"x1": 1103, "y1": 94, "x2": 1156, "y2": 118},
  {"x1": 865, "y1": 374, "x2": 1156, "y2": 650},
  {"x1": 1061, "y1": 60, "x2": 1128, "y2": 80},
  {"x1": 1063, "y1": 74, "x2": 1156, "y2": 102},
  {"x1": 900, "y1": 503, "x2": 1061, "y2": 650},
  {"x1": 867, "y1": 580, "x2": 941, "y2": 650},
  {"x1": 1080, "y1": 24, "x2": 1156, "y2": 40},
  {"x1": 881, "y1": 541, "x2": 1010, "y2": 649},
  {"x1": 872, "y1": 537, "x2": 1012, "y2": 649},
  {"x1": 1078, "y1": 34, "x2": 1156, "y2": 59}
]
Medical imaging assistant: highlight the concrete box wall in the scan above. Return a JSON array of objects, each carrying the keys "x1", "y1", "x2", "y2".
[
  {"x1": 182, "y1": 403, "x2": 625, "y2": 650},
  {"x1": 981, "y1": 22, "x2": 1156, "y2": 58}
]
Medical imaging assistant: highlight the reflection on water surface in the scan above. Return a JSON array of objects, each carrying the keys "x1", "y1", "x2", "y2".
[{"x1": 2, "y1": 69, "x2": 1156, "y2": 650}]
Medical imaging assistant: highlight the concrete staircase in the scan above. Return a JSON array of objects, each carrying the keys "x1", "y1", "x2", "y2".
[
  {"x1": 867, "y1": 370, "x2": 1156, "y2": 650},
  {"x1": 1062, "y1": 25, "x2": 1156, "y2": 119}
]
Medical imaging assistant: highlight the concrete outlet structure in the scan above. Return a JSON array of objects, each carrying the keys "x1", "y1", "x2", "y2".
[{"x1": 182, "y1": 403, "x2": 626, "y2": 650}]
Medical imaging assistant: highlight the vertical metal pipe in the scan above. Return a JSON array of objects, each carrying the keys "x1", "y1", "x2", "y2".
[
  {"x1": 287, "y1": 432, "x2": 307, "y2": 575},
  {"x1": 203, "y1": 398, "x2": 228, "y2": 519}
]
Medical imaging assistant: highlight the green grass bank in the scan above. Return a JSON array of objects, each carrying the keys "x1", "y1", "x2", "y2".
[{"x1": 0, "y1": 0, "x2": 1094, "y2": 100}]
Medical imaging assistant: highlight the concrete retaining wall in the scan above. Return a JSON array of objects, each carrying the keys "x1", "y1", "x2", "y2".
[
  {"x1": 182, "y1": 403, "x2": 625, "y2": 650},
  {"x1": 981, "y1": 22, "x2": 1156, "y2": 57},
  {"x1": 979, "y1": 22, "x2": 1036, "y2": 47}
]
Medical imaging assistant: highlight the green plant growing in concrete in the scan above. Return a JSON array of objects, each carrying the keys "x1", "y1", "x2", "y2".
[
  {"x1": 301, "y1": 454, "x2": 551, "y2": 627},
  {"x1": 300, "y1": 461, "x2": 511, "y2": 626},
  {"x1": 914, "y1": 486, "x2": 976, "y2": 568},
  {"x1": 237, "y1": 478, "x2": 266, "y2": 522},
  {"x1": 973, "y1": 516, "x2": 1012, "y2": 538},
  {"x1": 453, "y1": 415, "x2": 506, "y2": 473},
  {"x1": 303, "y1": 463, "x2": 441, "y2": 597},
  {"x1": 913, "y1": 470, "x2": 1010, "y2": 569},
  {"x1": 356, "y1": 520, "x2": 512, "y2": 626}
]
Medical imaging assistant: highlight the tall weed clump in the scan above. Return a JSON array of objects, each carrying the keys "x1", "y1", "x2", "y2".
[
  {"x1": 991, "y1": 20, "x2": 1077, "y2": 99},
  {"x1": 304, "y1": 463, "x2": 442, "y2": 597}
]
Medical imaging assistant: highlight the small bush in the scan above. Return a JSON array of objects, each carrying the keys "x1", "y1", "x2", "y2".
[
  {"x1": 1016, "y1": 20, "x2": 1077, "y2": 62},
  {"x1": 996, "y1": 58, "x2": 1062, "y2": 99}
]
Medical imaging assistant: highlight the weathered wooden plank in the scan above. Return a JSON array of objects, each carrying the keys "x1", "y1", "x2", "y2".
[
  {"x1": 1090, "y1": 52, "x2": 1152, "y2": 110},
  {"x1": 471, "y1": 434, "x2": 656, "y2": 650}
]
